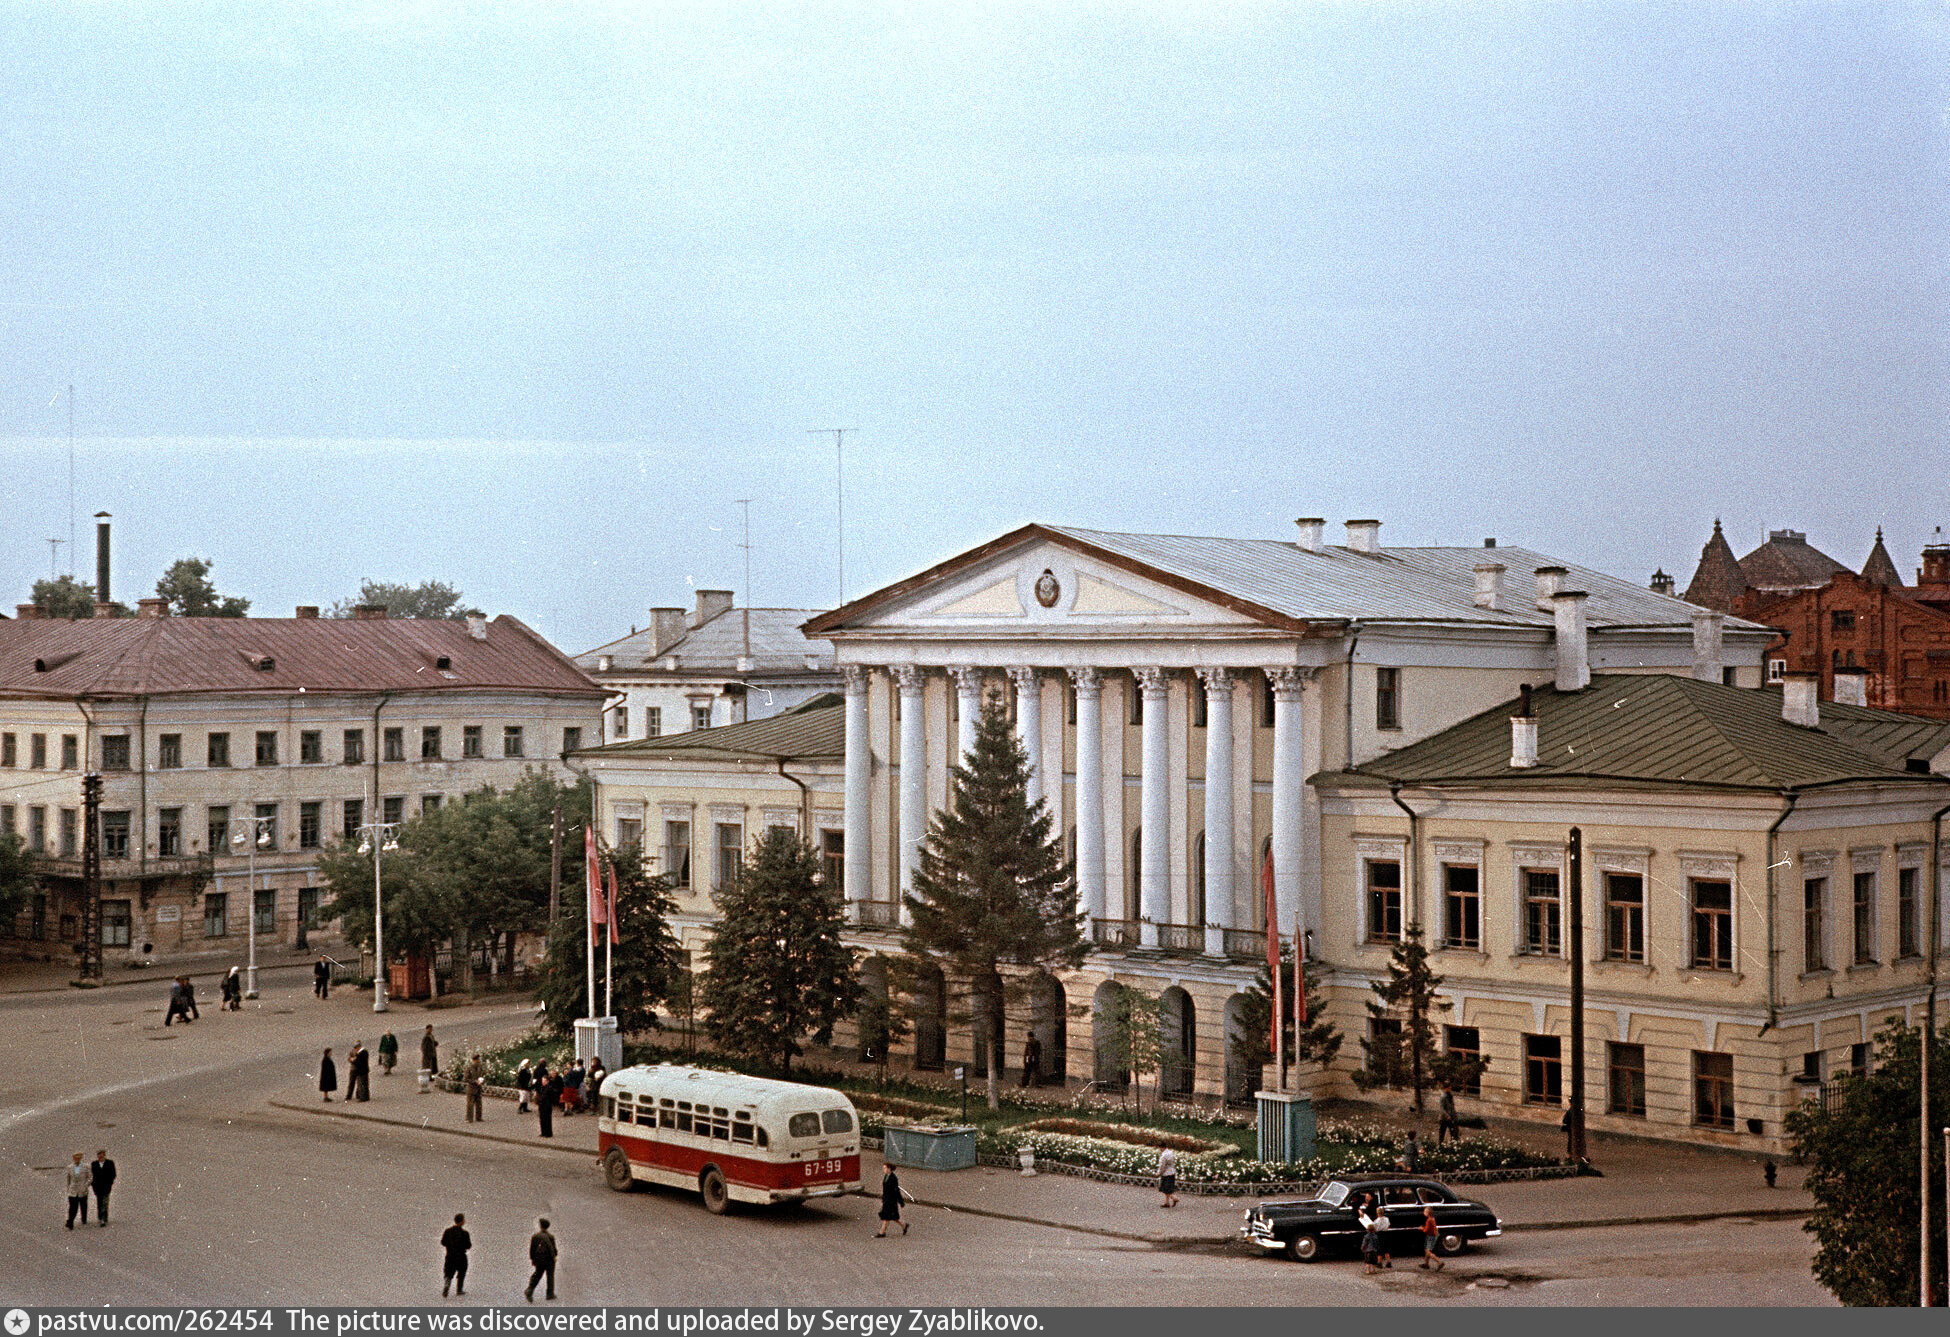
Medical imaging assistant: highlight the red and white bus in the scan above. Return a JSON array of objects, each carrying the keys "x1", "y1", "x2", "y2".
[{"x1": 595, "y1": 1064, "x2": 863, "y2": 1213}]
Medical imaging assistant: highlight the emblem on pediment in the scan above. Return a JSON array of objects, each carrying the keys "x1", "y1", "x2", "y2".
[{"x1": 1034, "y1": 569, "x2": 1061, "y2": 608}]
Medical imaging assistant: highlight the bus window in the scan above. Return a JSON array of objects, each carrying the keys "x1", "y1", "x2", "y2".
[
  {"x1": 676, "y1": 1101, "x2": 693, "y2": 1134},
  {"x1": 822, "y1": 1109, "x2": 854, "y2": 1135},
  {"x1": 603, "y1": 1097, "x2": 616, "y2": 1119},
  {"x1": 732, "y1": 1120, "x2": 754, "y2": 1144},
  {"x1": 756, "y1": 1127, "x2": 770, "y2": 1148},
  {"x1": 637, "y1": 1103, "x2": 657, "y2": 1126},
  {"x1": 659, "y1": 1099, "x2": 675, "y2": 1130},
  {"x1": 788, "y1": 1112, "x2": 821, "y2": 1139}
]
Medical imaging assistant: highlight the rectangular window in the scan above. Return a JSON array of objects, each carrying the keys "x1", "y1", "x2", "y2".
[
  {"x1": 61, "y1": 734, "x2": 77, "y2": 769},
  {"x1": 383, "y1": 728, "x2": 404, "y2": 762},
  {"x1": 691, "y1": 705, "x2": 712, "y2": 732},
  {"x1": 462, "y1": 725, "x2": 482, "y2": 758},
  {"x1": 28, "y1": 806, "x2": 46, "y2": 853},
  {"x1": 562, "y1": 726, "x2": 582, "y2": 754},
  {"x1": 204, "y1": 891, "x2": 228, "y2": 938},
  {"x1": 299, "y1": 888, "x2": 319, "y2": 930},
  {"x1": 1899, "y1": 866, "x2": 1920, "y2": 959},
  {"x1": 254, "y1": 888, "x2": 277, "y2": 936},
  {"x1": 615, "y1": 816, "x2": 642, "y2": 850},
  {"x1": 1605, "y1": 873, "x2": 1644, "y2": 962},
  {"x1": 612, "y1": 706, "x2": 629, "y2": 739},
  {"x1": 1442, "y1": 864, "x2": 1479, "y2": 949},
  {"x1": 715, "y1": 822, "x2": 743, "y2": 892},
  {"x1": 59, "y1": 808, "x2": 77, "y2": 857},
  {"x1": 1831, "y1": 609, "x2": 1855, "y2": 633},
  {"x1": 382, "y1": 796, "x2": 404, "y2": 826},
  {"x1": 254, "y1": 803, "x2": 278, "y2": 849},
  {"x1": 158, "y1": 734, "x2": 181, "y2": 769},
  {"x1": 822, "y1": 829, "x2": 845, "y2": 889},
  {"x1": 255, "y1": 731, "x2": 278, "y2": 766},
  {"x1": 1365, "y1": 859, "x2": 1402, "y2": 942},
  {"x1": 503, "y1": 726, "x2": 524, "y2": 757},
  {"x1": 1852, "y1": 870, "x2": 1875, "y2": 965},
  {"x1": 101, "y1": 736, "x2": 131, "y2": 771},
  {"x1": 1721, "y1": 666, "x2": 1738, "y2": 686},
  {"x1": 1850, "y1": 1042, "x2": 1871, "y2": 1078},
  {"x1": 1375, "y1": 666, "x2": 1400, "y2": 731},
  {"x1": 1524, "y1": 1034, "x2": 1563, "y2": 1106},
  {"x1": 421, "y1": 794, "x2": 442, "y2": 817},
  {"x1": 158, "y1": 808, "x2": 181, "y2": 857},
  {"x1": 0, "y1": 733, "x2": 13, "y2": 767},
  {"x1": 1445, "y1": 1025, "x2": 1482, "y2": 1097},
  {"x1": 665, "y1": 821, "x2": 691, "y2": 888},
  {"x1": 1608, "y1": 1042, "x2": 1647, "y2": 1117},
  {"x1": 299, "y1": 801, "x2": 321, "y2": 849},
  {"x1": 1802, "y1": 1052, "x2": 1822, "y2": 1083},
  {"x1": 207, "y1": 806, "x2": 230, "y2": 855},
  {"x1": 101, "y1": 899, "x2": 131, "y2": 948},
  {"x1": 31, "y1": 733, "x2": 47, "y2": 769},
  {"x1": 1804, "y1": 878, "x2": 1826, "y2": 971},
  {"x1": 1693, "y1": 1051, "x2": 1735, "y2": 1128},
  {"x1": 1523, "y1": 868, "x2": 1562, "y2": 956},
  {"x1": 421, "y1": 726, "x2": 441, "y2": 760},
  {"x1": 101, "y1": 811, "x2": 131, "y2": 860},
  {"x1": 1767, "y1": 659, "x2": 1786, "y2": 684},
  {"x1": 343, "y1": 729, "x2": 365, "y2": 765},
  {"x1": 645, "y1": 707, "x2": 662, "y2": 737},
  {"x1": 208, "y1": 732, "x2": 230, "y2": 768},
  {"x1": 343, "y1": 798, "x2": 364, "y2": 841},
  {"x1": 300, "y1": 730, "x2": 322, "y2": 764},
  {"x1": 1691, "y1": 879, "x2": 1734, "y2": 971},
  {"x1": 0, "y1": 804, "x2": 14, "y2": 837}
]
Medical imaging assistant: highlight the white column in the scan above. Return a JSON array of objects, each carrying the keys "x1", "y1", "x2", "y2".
[
  {"x1": 894, "y1": 665, "x2": 927, "y2": 922},
  {"x1": 1136, "y1": 666, "x2": 1170, "y2": 947},
  {"x1": 1009, "y1": 666, "x2": 1043, "y2": 813},
  {"x1": 951, "y1": 665, "x2": 981, "y2": 769},
  {"x1": 1268, "y1": 666, "x2": 1308, "y2": 950},
  {"x1": 1197, "y1": 667, "x2": 1234, "y2": 957},
  {"x1": 842, "y1": 665, "x2": 872, "y2": 916},
  {"x1": 1070, "y1": 668, "x2": 1105, "y2": 929}
]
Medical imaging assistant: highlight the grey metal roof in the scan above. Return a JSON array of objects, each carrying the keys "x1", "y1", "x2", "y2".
[
  {"x1": 579, "y1": 608, "x2": 835, "y2": 674},
  {"x1": 576, "y1": 697, "x2": 843, "y2": 762}
]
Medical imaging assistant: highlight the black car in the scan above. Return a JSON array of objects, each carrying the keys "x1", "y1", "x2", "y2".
[{"x1": 1240, "y1": 1175, "x2": 1501, "y2": 1262}]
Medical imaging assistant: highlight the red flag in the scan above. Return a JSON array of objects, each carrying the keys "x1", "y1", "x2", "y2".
[
  {"x1": 586, "y1": 826, "x2": 605, "y2": 930},
  {"x1": 605, "y1": 862, "x2": 621, "y2": 945},
  {"x1": 1263, "y1": 847, "x2": 1281, "y2": 1066}
]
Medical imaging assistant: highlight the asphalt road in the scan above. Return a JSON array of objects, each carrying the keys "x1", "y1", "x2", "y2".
[{"x1": 0, "y1": 969, "x2": 1835, "y2": 1307}]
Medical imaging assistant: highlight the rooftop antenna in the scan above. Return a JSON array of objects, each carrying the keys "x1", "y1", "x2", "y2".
[
  {"x1": 67, "y1": 384, "x2": 75, "y2": 576},
  {"x1": 46, "y1": 537, "x2": 65, "y2": 579},
  {"x1": 735, "y1": 498, "x2": 753, "y2": 660},
  {"x1": 808, "y1": 427, "x2": 854, "y2": 605}
]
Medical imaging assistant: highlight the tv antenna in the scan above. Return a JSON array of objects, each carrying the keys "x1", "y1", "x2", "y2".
[
  {"x1": 807, "y1": 427, "x2": 854, "y2": 605},
  {"x1": 735, "y1": 498, "x2": 753, "y2": 660},
  {"x1": 46, "y1": 537, "x2": 65, "y2": 579}
]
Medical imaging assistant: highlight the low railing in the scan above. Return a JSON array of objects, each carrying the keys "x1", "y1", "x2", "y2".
[
  {"x1": 1092, "y1": 918, "x2": 1141, "y2": 948},
  {"x1": 1222, "y1": 928, "x2": 1267, "y2": 960},
  {"x1": 855, "y1": 900, "x2": 899, "y2": 928},
  {"x1": 1154, "y1": 923, "x2": 1201, "y2": 954}
]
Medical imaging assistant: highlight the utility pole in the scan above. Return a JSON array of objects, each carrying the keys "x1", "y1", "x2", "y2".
[
  {"x1": 79, "y1": 774, "x2": 103, "y2": 983},
  {"x1": 807, "y1": 427, "x2": 854, "y2": 605},
  {"x1": 1568, "y1": 825, "x2": 1587, "y2": 1164},
  {"x1": 735, "y1": 498, "x2": 753, "y2": 661},
  {"x1": 549, "y1": 803, "x2": 563, "y2": 926},
  {"x1": 68, "y1": 383, "x2": 75, "y2": 575}
]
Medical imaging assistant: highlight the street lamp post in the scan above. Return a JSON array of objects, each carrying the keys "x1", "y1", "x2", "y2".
[
  {"x1": 356, "y1": 821, "x2": 401, "y2": 1013},
  {"x1": 228, "y1": 815, "x2": 274, "y2": 999}
]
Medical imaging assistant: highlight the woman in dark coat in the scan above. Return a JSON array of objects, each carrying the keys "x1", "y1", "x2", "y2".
[
  {"x1": 319, "y1": 1048, "x2": 338, "y2": 1102},
  {"x1": 874, "y1": 1164, "x2": 911, "y2": 1237}
]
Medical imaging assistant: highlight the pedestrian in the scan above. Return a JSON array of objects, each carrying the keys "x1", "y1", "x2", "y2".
[
  {"x1": 163, "y1": 977, "x2": 188, "y2": 1027},
  {"x1": 525, "y1": 1218, "x2": 557, "y2": 1302},
  {"x1": 587, "y1": 1059, "x2": 607, "y2": 1103},
  {"x1": 1358, "y1": 1196, "x2": 1381, "y2": 1275},
  {"x1": 319, "y1": 1047, "x2": 338, "y2": 1102},
  {"x1": 1437, "y1": 1084, "x2": 1461, "y2": 1145},
  {"x1": 63, "y1": 1152, "x2": 89, "y2": 1229},
  {"x1": 181, "y1": 975, "x2": 199, "y2": 1020},
  {"x1": 1403, "y1": 1128, "x2": 1420, "y2": 1174},
  {"x1": 1418, "y1": 1206, "x2": 1445, "y2": 1269},
  {"x1": 1020, "y1": 1034, "x2": 1042, "y2": 1088},
  {"x1": 560, "y1": 1059, "x2": 585, "y2": 1115},
  {"x1": 1358, "y1": 1193, "x2": 1392, "y2": 1270},
  {"x1": 514, "y1": 1059, "x2": 534, "y2": 1114},
  {"x1": 440, "y1": 1212, "x2": 471, "y2": 1297},
  {"x1": 90, "y1": 1149, "x2": 116, "y2": 1226},
  {"x1": 1764, "y1": 1159, "x2": 1778, "y2": 1189},
  {"x1": 537, "y1": 1069, "x2": 561, "y2": 1139},
  {"x1": 1156, "y1": 1147, "x2": 1178, "y2": 1208},
  {"x1": 464, "y1": 1053, "x2": 485, "y2": 1123},
  {"x1": 378, "y1": 1030, "x2": 399, "y2": 1076},
  {"x1": 314, "y1": 957, "x2": 331, "y2": 999},
  {"x1": 420, "y1": 1024, "x2": 439, "y2": 1081},
  {"x1": 221, "y1": 966, "x2": 242, "y2": 1011},
  {"x1": 874, "y1": 1164, "x2": 912, "y2": 1237},
  {"x1": 349, "y1": 1043, "x2": 371, "y2": 1102}
]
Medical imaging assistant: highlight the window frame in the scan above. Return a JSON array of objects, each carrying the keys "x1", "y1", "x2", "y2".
[
  {"x1": 664, "y1": 820, "x2": 691, "y2": 889},
  {"x1": 100, "y1": 810, "x2": 131, "y2": 860},
  {"x1": 383, "y1": 727, "x2": 405, "y2": 762},
  {"x1": 1604, "y1": 872, "x2": 1644, "y2": 963},
  {"x1": 343, "y1": 729, "x2": 365, "y2": 765},
  {"x1": 1608, "y1": 1041, "x2": 1647, "y2": 1117},
  {"x1": 157, "y1": 807, "x2": 182, "y2": 857},
  {"x1": 255, "y1": 730, "x2": 278, "y2": 767},
  {"x1": 1442, "y1": 861, "x2": 1480, "y2": 950},
  {"x1": 1364, "y1": 857, "x2": 1403, "y2": 944},
  {"x1": 1374, "y1": 666, "x2": 1401, "y2": 732},
  {"x1": 1523, "y1": 1034, "x2": 1563, "y2": 1106},
  {"x1": 421, "y1": 726, "x2": 442, "y2": 760},
  {"x1": 299, "y1": 730, "x2": 323, "y2": 764},
  {"x1": 1898, "y1": 864, "x2": 1921, "y2": 960},
  {"x1": 100, "y1": 735, "x2": 131, "y2": 771},
  {"x1": 204, "y1": 891, "x2": 229, "y2": 939},
  {"x1": 1851, "y1": 868, "x2": 1876, "y2": 966},
  {"x1": 1693, "y1": 1050, "x2": 1735, "y2": 1129},
  {"x1": 1521, "y1": 866, "x2": 1563, "y2": 958},
  {"x1": 299, "y1": 801, "x2": 322, "y2": 850},
  {"x1": 715, "y1": 822, "x2": 743, "y2": 892},
  {"x1": 462, "y1": 724, "x2": 483, "y2": 758},
  {"x1": 61, "y1": 734, "x2": 77, "y2": 769},
  {"x1": 342, "y1": 798, "x2": 364, "y2": 842},
  {"x1": 207, "y1": 806, "x2": 231, "y2": 856},
  {"x1": 207, "y1": 732, "x2": 230, "y2": 768},
  {"x1": 1803, "y1": 875, "x2": 1827, "y2": 972},
  {"x1": 1690, "y1": 878, "x2": 1735, "y2": 972},
  {"x1": 502, "y1": 725, "x2": 524, "y2": 758},
  {"x1": 645, "y1": 707, "x2": 662, "y2": 737},
  {"x1": 1445, "y1": 1025, "x2": 1482, "y2": 1097},
  {"x1": 100, "y1": 898, "x2": 132, "y2": 948}
]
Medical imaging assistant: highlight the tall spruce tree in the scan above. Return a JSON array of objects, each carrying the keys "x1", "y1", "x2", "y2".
[
  {"x1": 1232, "y1": 942, "x2": 1343, "y2": 1088},
  {"x1": 904, "y1": 691, "x2": 1085, "y2": 1110},
  {"x1": 1351, "y1": 925, "x2": 1483, "y2": 1115},
  {"x1": 700, "y1": 827, "x2": 857, "y2": 1073},
  {"x1": 534, "y1": 844, "x2": 686, "y2": 1036}
]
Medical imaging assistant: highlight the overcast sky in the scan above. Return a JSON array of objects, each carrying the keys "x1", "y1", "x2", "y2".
[{"x1": 3, "y1": 2, "x2": 1945, "y2": 653}]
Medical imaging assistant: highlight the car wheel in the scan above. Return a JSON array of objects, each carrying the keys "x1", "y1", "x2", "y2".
[
  {"x1": 1437, "y1": 1232, "x2": 1466, "y2": 1256},
  {"x1": 1287, "y1": 1234, "x2": 1320, "y2": 1262},
  {"x1": 700, "y1": 1166, "x2": 730, "y2": 1215},
  {"x1": 602, "y1": 1147, "x2": 634, "y2": 1192}
]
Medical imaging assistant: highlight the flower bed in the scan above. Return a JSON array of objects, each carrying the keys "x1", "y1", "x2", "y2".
[
  {"x1": 850, "y1": 1091, "x2": 959, "y2": 1119},
  {"x1": 1016, "y1": 1117, "x2": 1232, "y2": 1154}
]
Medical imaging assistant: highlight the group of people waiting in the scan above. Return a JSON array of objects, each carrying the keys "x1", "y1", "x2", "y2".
[
  {"x1": 508, "y1": 1056, "x2": 606, "y2": 1137},
  {"x1": 317, "y1": 1028, "x2": 411, "y2": 1101}
]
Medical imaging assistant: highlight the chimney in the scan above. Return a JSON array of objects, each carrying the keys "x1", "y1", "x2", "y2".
[
  {"x1": 1535, "y1": 565, "x2": 1568, "y2": 610},
  {"x1": 1344, "y1": 519, "x2": 1381, "y2": 553},
  {"x1": 90, "y1": 600, "x2": 115, "y2": 619},
  {"x1": 1832, "y1": 667, "x2": 1868, "y2": 708},
  {"x1": 1294, "y1": 518, "x2": 1325, "y2": 552},
  {"x1": 650, "y1": 607, "x2": 688, "y2": 656},
  {"x1": 352, "y1": 604, "x2": 387, "y2": 620},
  {"x1": 466, "y1": 614, "x2": 488, "y2": 641},
  {"x1": 94, "y1": 512, "x2": 111, "y2": 604},
  {"x1": 692, "y1": 590, "x2": 734, "y2": 628},
  {"x1": 136, "y1": 598, "x2": 168, "y2": 619},
  {"x1": 16, "y1": 604, "x2": 43, "y2": 620},
  {"x1": 1650, "y1": 568, "x2": 1674, "y2": 597},
  {"x1": 1690, "y1": 609, "x2": 1724, "y2": 683},
  {"x1": 1483, "y1": 537, "x2": 1497, "y2": 548},
  {"x1": 596, "y1": 654, "x2": 614, "y2": 673},
  {"x1": 1783, "y1": 671, "x2": 1820, "y2": 727},
  {"x1": 1473, "y1": 562, "x2": 1506, "y2": 611},
  {"x1": 294, "y1": 605, "x2": 319, "y2": 619},
  {"x1": 1552, "y1": 590, "x2": 1590, "y2": 692},
  {"x1": 1510, "y1": 683, "x2": 1538, "y2": 768}
]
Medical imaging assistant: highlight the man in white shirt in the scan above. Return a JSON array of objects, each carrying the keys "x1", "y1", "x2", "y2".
[{"x1": 63, "y1": 1153, "x2": 90, "y2": 1229}]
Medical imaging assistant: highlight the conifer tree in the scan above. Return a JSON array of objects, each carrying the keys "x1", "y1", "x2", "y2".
[
  {"x1": 1351, "y1": 925, "x2": 1484, "y2": 1114},
  {"x1": 534, "y1": 844, "x2": 686, "y2": 1036},
  {"x1": 904, "y1": 691, "x2": 1085, "y2": 1109},
  {"x1": 1233, "y1": 942, "x2": 1343, "y2": 1087},
  {"x1": 700, "y1": 827, "x2": 857, "y2": 1073}
]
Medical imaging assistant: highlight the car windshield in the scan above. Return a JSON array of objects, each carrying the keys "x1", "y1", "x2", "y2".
[{"x1": 1318, "y1": 1181, "x2": 1351, "y2": 1208}]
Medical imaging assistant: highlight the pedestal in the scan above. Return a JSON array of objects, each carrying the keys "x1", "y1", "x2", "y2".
[
  {"x1": 1256, "y1": 1090, "x2": 1316, "y2": 1164},
  {"x1": 575, "y1": 1016, "x2": 622, "y2": 1070}
]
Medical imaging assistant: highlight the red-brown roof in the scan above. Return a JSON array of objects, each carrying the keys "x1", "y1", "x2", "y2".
[
  {"x1": 1682, "y1": 519, "x2": 1749, "y2": 612},
  {"x1": 0, "y1": 615, "x2": 603, "y2": 700}
]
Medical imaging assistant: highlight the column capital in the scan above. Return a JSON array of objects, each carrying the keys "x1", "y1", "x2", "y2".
[
  {"x1": 1195, "y1": 666, "x2": 1234, "y2": 692},
  {"x1": 1007, "y1": 665, "x2": 1039, "y2": 691},
  {"x1": 949, "y1": 665, "x2": 983, "y2": 694},
  {"x1": 1264, "y1": 666, "x2": 1314, "y2": 700},
  {"x1": 842, "y1": 665, "x2": 872, "y2": 696},
  {"x1": 1067, "y1": 666, "x2": 1103, "y2": 697},
  {"x1": 1133, "y1": 665, "x2": 1170, "y2": 698},
  {"x1": 891, "y1": 664, "x2": 926, "y2": 695}
]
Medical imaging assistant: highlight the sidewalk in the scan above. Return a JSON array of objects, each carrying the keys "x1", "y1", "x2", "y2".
[
  {"x1": 0, "y1": 946, "x2": 327, "y2": 996},
  {"x1": 265, "y1": 1070, "x2": 1815, "y2": 1245}
]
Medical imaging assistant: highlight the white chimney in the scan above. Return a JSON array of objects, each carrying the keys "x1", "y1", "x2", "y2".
[
  {"x1": 596, "y1": 654, "x2": 614, "y2": 672},
  {"x1": 466, "y1": 614, "x2": 488, "y2": 641},
  {"x1": 1832, "y1": 668, "x2": 1868, "y2": 708},
  {"x1": 1552, "y1": 590, "x2": 1590, "y2": 692},
  {"x1": 1690, "y1": 609, "x2": 1724, "y2": 683},
  {"x1": 1295, "y1": 517, "x2": 1325, "y2": 552},
  {"x1": 1473, "y1": 562, "x2": 1506, "y2": 611},
  {"x1": 1535, "y1": 565, "x2": 1568, "y2": 610},
  {"x1": 1510, "y1": 683, "x2": 1538, "y2": 768},
  {"x1": 1345, "y1": 519, "x2": 1381, "y2": 553},
  {"x1": 1783, "y1": 672, "x2": 1820, "y2": 727}
]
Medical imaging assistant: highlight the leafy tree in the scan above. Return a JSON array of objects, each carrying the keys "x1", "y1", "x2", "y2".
[
  {"x1": 700, "y1": 827, "x2": 857, "y2": 1073},
  {"x1": 1232, "y1": 942, "x2": 1343, "y2": 1087},
  {"x1": 30, "y1": 576, "x2": 101, "y2": 619},
  {"x1": 330, "y1": 580, "x2": 482, "y2": 620},
  {"x1": 0, "y1": 833, "x2": 36, "y2": 930},
  {"x1": 155, "y1": 557, "x2": 249, "y2": 617},
  {"x1": 1093, "y1": 982, "x2": 1167, "y2": 1113},
  {"x1": 533, "y1": 845, "x2": 686, "y2": 1036},
  {"x1": 1351, "y1": 925, "x2": 1482, "y2": 1114},
  {"x1": 903, "y1": 692, "x2": 1085, "y2": 1109},
  {"x1": 1788, "y1": 1020, "x2": 1950, "y2": 1306}
]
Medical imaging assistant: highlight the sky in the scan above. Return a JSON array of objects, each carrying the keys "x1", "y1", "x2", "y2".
[{"x1": 3, "y1": 2, "x2": 1946, "y2": 654}]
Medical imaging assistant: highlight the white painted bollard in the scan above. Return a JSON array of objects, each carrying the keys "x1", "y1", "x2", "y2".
[
  {"x1": 1018, "y1": 1146, "x2": 1036, "y2": 1176},
  {"x1": 417, "y1": 1068, "x2": 432, "y2": 1093}
]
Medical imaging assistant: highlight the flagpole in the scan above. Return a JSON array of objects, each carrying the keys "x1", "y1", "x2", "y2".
[
  {"x1": 604, "y1": 865, "x2": 616, "y2": 1020},
  {"x1": 584, "y1": 828, "x2": 597, "y2": 1024}
]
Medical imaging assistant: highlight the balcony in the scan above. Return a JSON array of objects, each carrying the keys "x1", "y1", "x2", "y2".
[
  {"x1": 1222, "y1": 928, "x2": 1267, "y2": 961},
  {"x1": 1154, "y1": 923, "x2": 1201, "y2": 954},
  {"x1": 855, "y1": 900, "x2": 899, "y2": 929},
  {"x1": 1091, "y1": 918, "x2": 1141, "y2": 948}
]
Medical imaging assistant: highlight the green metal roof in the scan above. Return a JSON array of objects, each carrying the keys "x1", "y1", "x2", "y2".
[
  {"x1": 577, "y1": 697, "x2": 843, "y2": 763},
  {"x1": 1319, "y1": 675, "x2": 1950, "y2": 794}
]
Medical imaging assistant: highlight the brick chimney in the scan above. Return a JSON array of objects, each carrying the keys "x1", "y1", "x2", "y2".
[
  {"x1": 1535, "y1": 565, "x2": 1568, "y2": 610},
  {"x1": 352, "y1": 604, "x2": 387, "y2": 620},
  {"x1": 16, "y1": 604, "x2": 43, "y2": 620},
  {"x1": 650, "y1": 607, "x2": 689, "y2": 656},
  {"x1": 1553, "y1": 590, "x2": 1590, "y2": 692},
  {"x1": 1473, "y1": 562, "x2": 1506, "y2": 611},
  {"x1": 1691, "y1": 609, "x2": 1724, "y2": 683},
  {"x1": 137, "y1": 598, "x2": 169, "y2": 619},
  {"x1": 1783, "y1": 671, "x2": 1820, "y2": 728},
  {"x1": 467, "y1": 614, "x2": 488, "y2": 641},
  {"x1": 1294, "y1": 518, "x2": 1325, "y2": 552},
  {"x1": 692, "y1": 590, "x2": 734, "y2": 628},
  {"x1": 294, "y1": 606, "x2": 319, "y2": 619},
  {"x1": 90, "y1": 600, "x2": 115, "y2": 619},
  {"x1": 1344, "y1": 520, "x2": 1381, "y2": 553}
]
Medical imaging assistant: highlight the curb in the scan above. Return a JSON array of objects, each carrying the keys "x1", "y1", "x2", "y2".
[
  {"x1": 1501, "y1": 1205, "x2": 1811, "y2": 1233},
  {"x1": 266, "y1": 1098, "x2": 599, "y2": 1159}
]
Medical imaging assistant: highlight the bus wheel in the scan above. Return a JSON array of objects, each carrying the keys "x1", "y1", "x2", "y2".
[
  {"x1": 603, "y1": 1147, "x2": 634, "y2": 1193},
  {"x1": 700, "y1": 1167, "x2": 730, "y2": 1215}
]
